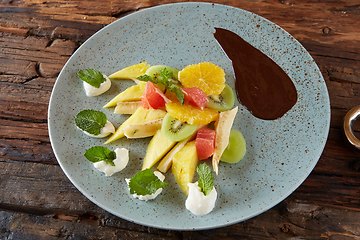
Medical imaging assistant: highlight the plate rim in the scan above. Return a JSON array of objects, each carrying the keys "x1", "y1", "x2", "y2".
[{"x1": 48, "y1": 2, "x2": 331, "y2": 230}]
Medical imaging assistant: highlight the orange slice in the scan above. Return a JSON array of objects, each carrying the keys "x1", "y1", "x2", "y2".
[
  {"x1": 165, "y1": 102, "x2": 219, "y2": 125},
  {"x1": 178, "y1": 62, "x2": 226, "y2": 95}
]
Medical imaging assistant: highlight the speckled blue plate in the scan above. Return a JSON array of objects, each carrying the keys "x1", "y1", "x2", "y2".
[{"x1": 48, "y1": 2, "x2": 330, "y2": 230}]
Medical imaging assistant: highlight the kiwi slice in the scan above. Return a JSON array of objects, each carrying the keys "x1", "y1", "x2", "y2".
[
  {"x1": 145, "y1": 65, "x2": 180, "y2": 80},
  {"x1": 161, "y1": 113, "x2": 198, "y2": 142},
  {"x1": 220, "y1": 129, "x2": 246, "y2": 164},
  {"x1": 206, "y1": 84, "x2": 235, "y2": 112}
]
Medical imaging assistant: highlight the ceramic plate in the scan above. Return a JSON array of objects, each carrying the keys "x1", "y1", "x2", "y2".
[{"x1": 48, "y1": 2, "x2": 330, "y2": 230}]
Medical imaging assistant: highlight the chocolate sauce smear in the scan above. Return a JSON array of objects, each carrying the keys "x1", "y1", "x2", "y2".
[{"x1": 214, "y1": 28, "x2": 297, "y2": 120}]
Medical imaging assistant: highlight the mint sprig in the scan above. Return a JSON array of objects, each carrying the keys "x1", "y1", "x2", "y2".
[
  {"x1": 197, "y1": 163, "x2": 214, "y2": 196},
  {"x1": 78, "y1": 69, "x2": 106, "y2": 88},
  {"x1": 158, "y1": 67, "x2": 174, "y2": 83},
  {"x1": 137, "y1": 68, "x2": 184, "y2": 105},
  {"x1": 129, "y1": 169, "x2": 168, "y2": 196},
  {"x1": 84, "y1": 146, "x2": 116, "y2": 166},
  {"x1": 75, "y1": 109, "x2": 107, "y2": 135}
]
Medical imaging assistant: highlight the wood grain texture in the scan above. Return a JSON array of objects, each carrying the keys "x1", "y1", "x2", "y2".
[{"x1": 1, "y1": 0, "x2": 360, "y2": 238}]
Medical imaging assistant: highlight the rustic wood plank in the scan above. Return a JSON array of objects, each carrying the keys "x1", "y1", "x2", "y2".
[
  {"x1": 202, "y1": 200, "x2": 360, "y2": 239},
  {"x1": 0, "y1": 100, "x2": 48, "y2": 122},
  {"x1": 1, "y1": 0, "x2": 360, "y2": 238},
  {"x1": 0, "y1": 26, "x2": 29, "y2": 36},
  {"x1": 0, "y1": 5, "x2": 110, "y2": 42},
  {"x1": 0, "y1": 81, "x2": 51, "y2": 104},
  {"x1": 0, "y1": 210, "x2": 177, "y2": 240},
  {"x1": 1, "y1": 199, "x2": 359, "y2": 239},
  {"x1": 1, "y1": 0, "x2": 360, "y2": 47},
  {"x1": 1, "y1": 119, "x2": 49, "y2": 142},
  {"x1": 1, "y1": 1, "x2": 359, "y2": 82},
  {"x1": 0, "y1": 160, "x2": 95, "y2": 211},
  {"x1": 0, "y1": 139, "x2": 55, "y2": 163},
  {"x1": 0, "y1": 33, "x2": 77, "y2": 78}
]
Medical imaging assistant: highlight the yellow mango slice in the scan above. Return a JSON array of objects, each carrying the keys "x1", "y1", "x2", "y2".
[
  {"x1": 109, "y1": 62, "x2": 150, "y2": 79},
  {"x1": 104, "y1": 107, "x2": 166, "y2": 144},
  {"x1": 142, "y1": 130, "x2": 176, "y2": 170},
  {"x1": 171, "y1": 140, "x2": 198, "y2": 195},
  {"x1": 103, "y1": 82, "x2": 146, "y2": 108}
]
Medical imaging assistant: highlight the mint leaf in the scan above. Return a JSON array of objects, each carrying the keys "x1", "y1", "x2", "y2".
[
  {"x1": 159, "y1": 68, "x2": 173, "y2": 83},
  {"x1": 84, "y1": 146, "x2": 116, "y2": 166},
  {"x1": 78, "y1": 69, "x2": 106, "y2": 88},
  {"x1": 168, "y1": 84, "x2": 184, "y2": 105},
  {"x1": 136, "y1": 68, "x2": 184, "y2": 105},
  {"x1": 129, "y1": 169, "x2": 168, "y2": 196},
  {"x1": 75, "y1": 109, "x2": 107, "y2": 135},
  {"x1": 136, "y1": 74, "x2": 156, "y2": 84},
  {"x1": 196, "y1": 163, "x2": 214, "y2": 196}
]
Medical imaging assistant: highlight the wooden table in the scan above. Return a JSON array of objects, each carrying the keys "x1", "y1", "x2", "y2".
[{"x1": 1, "y1": 0, "x2": 360, "y2": 239}]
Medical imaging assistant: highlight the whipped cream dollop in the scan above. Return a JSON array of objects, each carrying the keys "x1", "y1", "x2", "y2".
[
  {"x1": 93, "y1": 148, "x2": 129, "y2": 176},
  {"x1": 185, "y1": 182, "x2": 217, "y2": 215},
  {"x1": 81, "y1": 120, "x2": 115, "y2": 138},
  {"x1": 83, "y1": 74, "x2": 111, "y2": 96},
  {"x1": 126, "y1": 171, "x2": 165, "y2": 201}
]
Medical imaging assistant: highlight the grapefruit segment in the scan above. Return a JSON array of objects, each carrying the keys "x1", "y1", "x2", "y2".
[
  {"x1": 141, "y1": 81, "x2": 171, "y2": 109},
  {"x1": 195, "y1": 127, "x2": 216, "y2": 160},
  {"x1": 181, "y1": 87, "x2": 209, "y2": 110}
]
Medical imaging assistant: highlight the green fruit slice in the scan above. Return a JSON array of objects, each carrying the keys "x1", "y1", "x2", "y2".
[
  {"x1": 161, "y1": 113, "x2": 198, "y2": 142},
  {"x1": 145, "y1": 65, "x2": 180, "y2": 80},
  {"x1": 220, "y1": 129, "x2": 246, "y2": 163},
  {"x1": 206, "y1": 84, "x2": 235, "y2": 112}
]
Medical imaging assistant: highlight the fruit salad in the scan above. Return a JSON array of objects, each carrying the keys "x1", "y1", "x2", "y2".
[{"x1": 75, "y1": 62, "x2": 246, "y2": 215}]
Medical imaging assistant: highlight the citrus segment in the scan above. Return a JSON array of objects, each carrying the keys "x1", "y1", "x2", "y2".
[
  {"x1": 165, "y1": 102, "x2": 219, "y2": 125},
  {"x1": 195, "y1": 127, "x2": 216, "y2": 160},
  {"x1": 141, "y1": 81, "x2": 171, "y2": 109},
  {"x1": 181, "y1": 87, "x2": 208, "y2": 109},
  {"x1": 178, "y1": 62, "x2": 226, "y2": 95}
]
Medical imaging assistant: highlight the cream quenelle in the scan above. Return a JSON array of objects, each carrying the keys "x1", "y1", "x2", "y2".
[
  {"x1": 125, "y1": 171, "x2": 165, "y2": 201},
  {"x1": 185, "y1": 182, "x2": 217, "y2": 215},
  {"x1": 83, "y1": 74, "x2": 111, "y2": 97},
  {"x1": 94, "y1": 148, "x2": 129, "y2": 176},
  {"x1": 80, "y1": 120, "x2": 115, "y2": 138}
]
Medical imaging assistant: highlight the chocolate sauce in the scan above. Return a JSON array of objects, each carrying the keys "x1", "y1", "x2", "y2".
[{"x1": 214, "y1": 28, "x2": 297, "y2": 120}]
